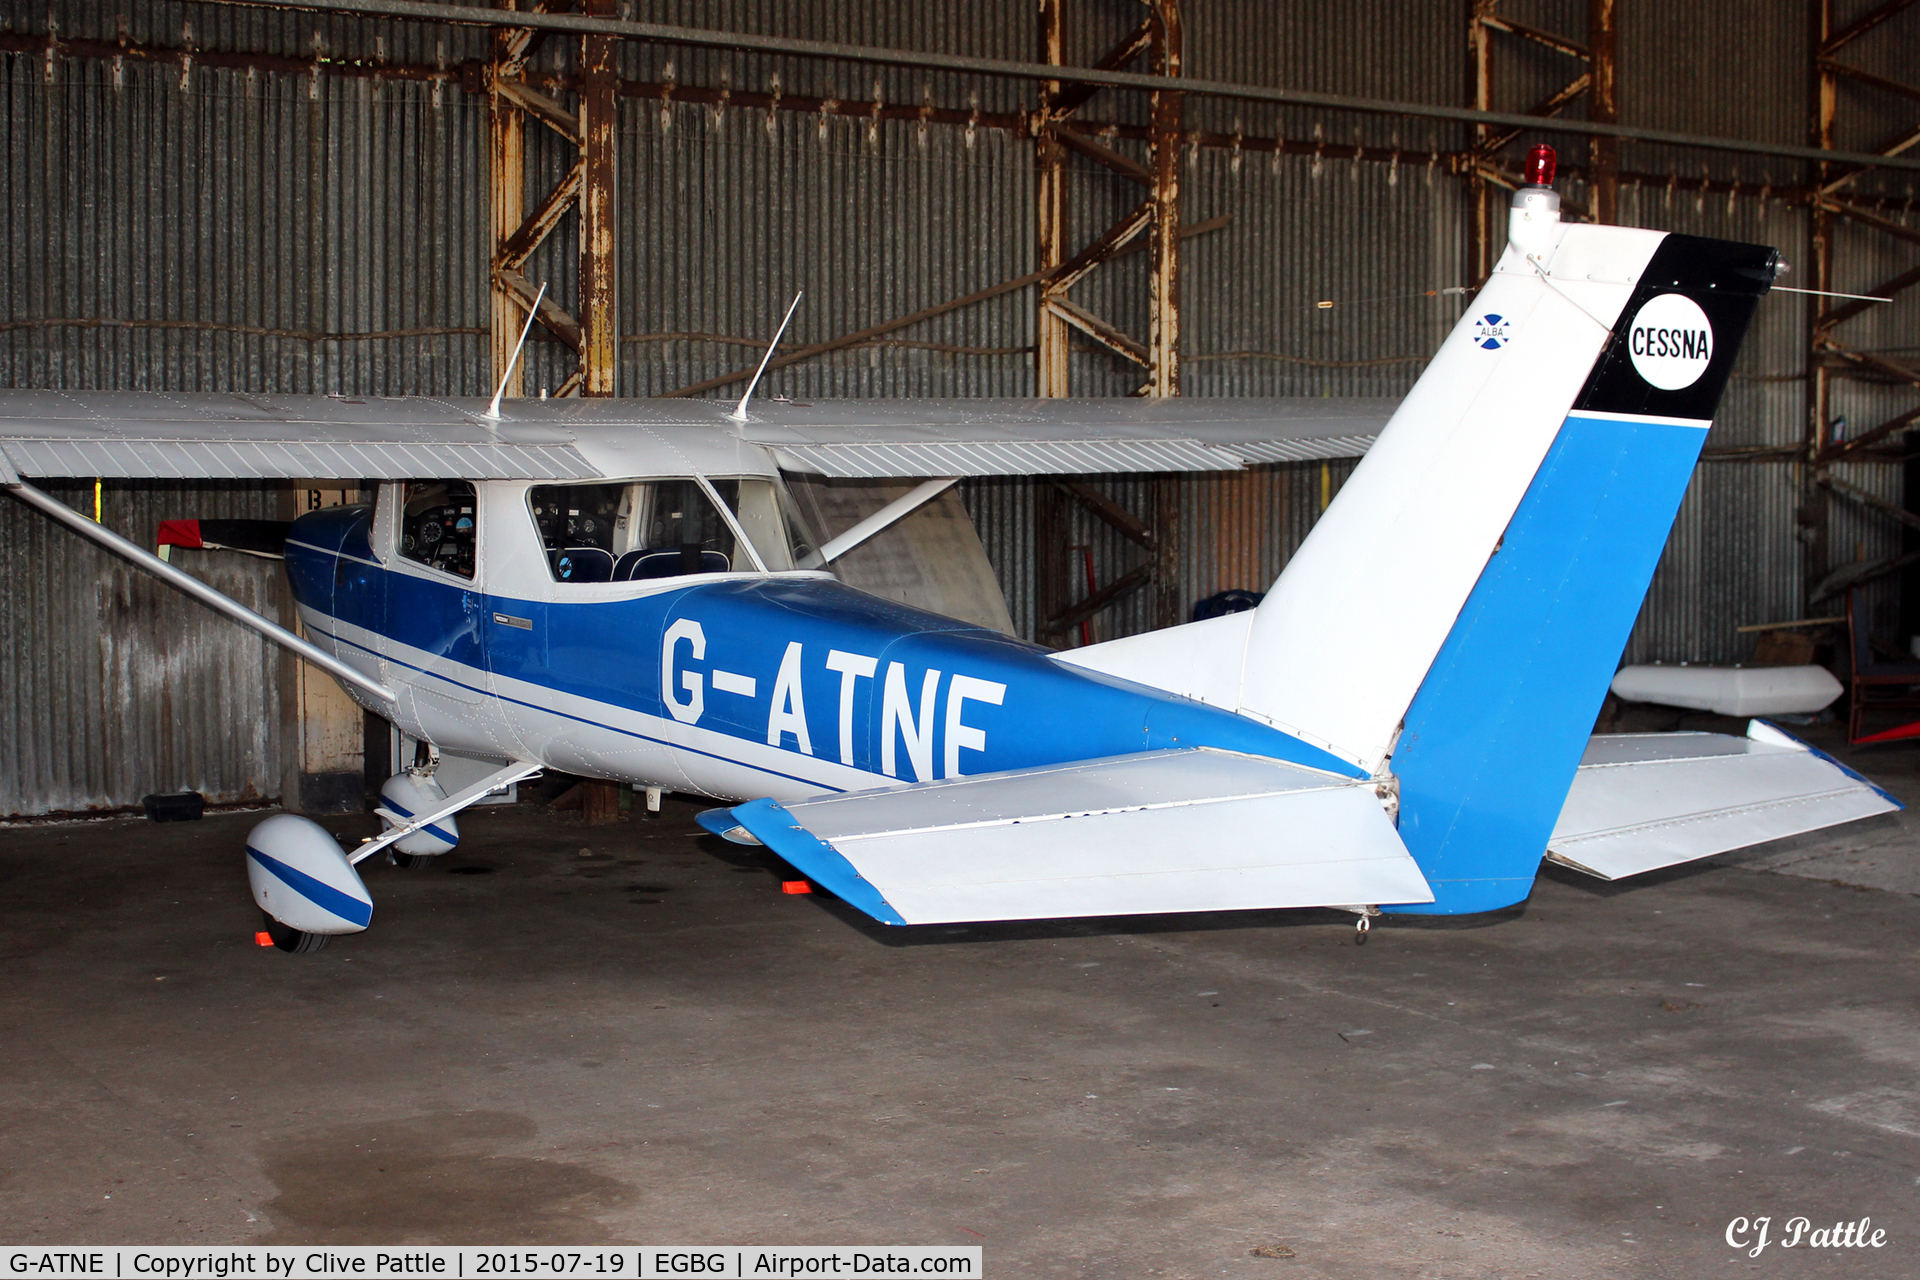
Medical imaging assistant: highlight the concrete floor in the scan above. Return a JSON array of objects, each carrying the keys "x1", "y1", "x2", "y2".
[{"x1": 2, "y1": 723, "x2": 1917, "y2": 1278}]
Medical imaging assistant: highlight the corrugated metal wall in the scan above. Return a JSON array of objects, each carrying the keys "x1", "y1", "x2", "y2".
[
  {"x1": 2, "y1": 0, "x2": 1915, "y2": 813},
  {"x1": 0, "y1": 481, "x2": 286, "y2": 816}
]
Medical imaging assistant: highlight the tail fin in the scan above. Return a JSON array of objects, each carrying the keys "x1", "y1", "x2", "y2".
[
  {"x1": 1386, "y1": 231, "x2": 1776, "y2": 912},
  {"x1": 1058, "y1": 201, "x2": 1776, "y2": 913},
  {"x1": 1066, "y1": 213, "x2": 1687, "y2": 763}
]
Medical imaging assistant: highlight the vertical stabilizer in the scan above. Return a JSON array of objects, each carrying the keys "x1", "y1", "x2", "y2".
[
  {"x1": 1234, "y1": 217, "x2": 1668, "y2": 773},
  {"x1": 1386, "y1": 232, "x2": 1778, "y2": 912}
]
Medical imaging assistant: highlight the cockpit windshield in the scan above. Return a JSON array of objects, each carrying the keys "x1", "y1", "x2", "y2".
[{"x1": 527, "y1": 476, "x2": 819, "y2": 583}]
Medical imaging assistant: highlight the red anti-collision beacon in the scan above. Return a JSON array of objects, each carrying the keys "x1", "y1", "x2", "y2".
[
  {"x1": 1525, "y1": 144, "x2": 1556, "y2": 189},
  {"x1": 1509, "y1": 142, "x2": 1563, "y2": 258}
]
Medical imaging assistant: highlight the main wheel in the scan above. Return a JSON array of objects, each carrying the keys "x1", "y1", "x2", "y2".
[
  {"x1": 260, "y1": 910, "x2": 330, "y2": 954},
  {"x1": 387, "y1": 850, "x2": 439, "y2": 871}
]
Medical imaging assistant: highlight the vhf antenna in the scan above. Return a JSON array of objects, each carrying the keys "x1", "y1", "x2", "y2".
[
  {"x1": 729, "y1": 290, "x2": 804, "y2": 423},
  {"x1": 484, "y1": 281, "x2": 547, "y2": 421}
]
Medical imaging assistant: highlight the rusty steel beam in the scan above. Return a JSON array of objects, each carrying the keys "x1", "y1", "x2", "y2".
[
  {"x1": 1820, "y1": 58, "x2": 1920, "y2": 107},
  {"x1": 1042, "y1": 562, "x2": 1152, "y2": 641},
  {"x1": 1468, "y1": 0, "x2": 1498, "y2": 287},
  {"x1": 1822, "y1": 0, "x2": 1918, "y2": 56},
  {"x1": 1054, "y1": 124, "x2": 1153, "y2": 184},
  {"x1": 488, "y1": 15, "x2": 530, "y2": 401},
  {"x1": 13, "y1": 30, "x2": 1912, "y2": 211},
  {"x1": 578, "y1": 0, "x2": 618, "y2": 396},
  {"x1": 1816, "y1": 263, "x2": 1920, "y2": 332},
  {"x1": 1480, "y1": 14, "x2": 1590, "y2": 61},
  {"x1": 137, "y1": 0, "x2": 1920, "y2": 175},
  {"x1": 1145, "y1": 0, "x2": 1182, "y2": 399},
  {"x1": 1052, "y1": 480, "x2": 1154, "y2": 549},
  {"x1": 1815, "y1": 405, "x2": 1920, "y2": 465},
  {"x1": 1819, "y1": 122, "x2": 1920, "y2": 196},
  {"x1": 1044, "y1": 296, "x2": 1148, "y2": 367},
  {"x1": 1050, "y1": 200, "x2": 1155, "y2": 295},
  {"x1": 1154, "y1": 475, "x2": 1182, "y2": 628},
  {"x1": 496, "y1": 266, "x2": 584, "y2": 352},
  {"x1": 1821, "y1": 342, "x2": 1920, "y2": 390},
  {"x1": 495, "y1": 73, "x2": 583, "y2": 144},
  {"x1": 1035, "y1": 0, "x2": 1070, "y2": 398},
  {"x1": 1817, "y1": 197, "x2": 1920, "y2": 249},
  {"x1": 1588, "y1": 0, "x2": 1619, "y2": 224},
  {"x1": 1050, "y1": 17, "x2": 1154, "y2": 118},
  {"x1": 1818, "y1": 472, "x2": 1920, "y2": 535},
  {"x1": 1805, "y1": 0, "x2": 1838, "y2": 599},
  {"x1": 1475, "y1": 73, "x2": 1593, "y2": 158},
  {"x1": 499, "y1": 158, "x2": 584, "y2": 270}
]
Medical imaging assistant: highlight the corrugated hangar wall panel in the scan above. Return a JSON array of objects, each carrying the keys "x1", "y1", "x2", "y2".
[
  {"x1": 616, "y1": 102, "x2": 1037, "y2": 399},
  {"x1": 0, "y1": 482, "x2": 286, "y2": 818},
  {"x1": 0, "y1": 50, "x2": 490, "y2": 395}
]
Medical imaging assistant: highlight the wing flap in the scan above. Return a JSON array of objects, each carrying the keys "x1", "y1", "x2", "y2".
[
  {"x1": 703, "y1": 748, "x2": 1432, "y2": 925},
  {"x1": 1547, "y1": 722, "x2": 1899, "y2": 880}
]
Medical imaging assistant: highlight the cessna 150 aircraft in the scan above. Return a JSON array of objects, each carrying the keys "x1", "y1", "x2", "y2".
[{"x1": 0, "y1": 147, "x2": 1898, "y2": 950}]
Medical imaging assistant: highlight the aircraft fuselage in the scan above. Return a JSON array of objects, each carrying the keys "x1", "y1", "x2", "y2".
[{"x1": 282, "y1": 497, "x2": 1359, "y2": 805}]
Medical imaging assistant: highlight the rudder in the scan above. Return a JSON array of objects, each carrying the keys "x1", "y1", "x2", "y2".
[{"x1": 1386, "y1": 233, "x2": 1779, "y2": 914}]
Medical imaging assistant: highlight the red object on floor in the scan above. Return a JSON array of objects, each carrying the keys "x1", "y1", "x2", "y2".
[
  {"x1": 157, "y1": 519, "x2": 205, "y2": 548},
  {"x1": 1852, "y1": 719, "x2": 1920, "y2": 744},
  {"x1": 781, "y1": 880, "x2": 813, "y2": 895},
  {"x1": 254, "y1": 931, "x2": 275, "y2": 947}
]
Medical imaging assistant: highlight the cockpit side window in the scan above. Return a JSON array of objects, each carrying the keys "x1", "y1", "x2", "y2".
[
  {"x1": 527, "y1": 480, "x2": 740, "y2": 583},
  {"x1": 398, "y1": 480, "x2": 478, "y2": 579},
  {"x1": 709, "y1": 477, "x2": 820, "y2": 571}
]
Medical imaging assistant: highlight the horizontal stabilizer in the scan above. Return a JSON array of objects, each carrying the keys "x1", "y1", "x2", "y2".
[
  {"x1": 1546, "y1": 721, "x2": 1899, "y2": 880},
  {"x1": 701, "y1": 748, "x2": 1432, "y2": 925}
]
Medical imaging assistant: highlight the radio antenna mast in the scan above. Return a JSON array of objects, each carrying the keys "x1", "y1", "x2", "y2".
[
  {"x1": 730, "y1": 291, "x2": 804, "y2": 423},
  {"x1": 484, "y1": 281, "x2": 548, "y2": 421}
]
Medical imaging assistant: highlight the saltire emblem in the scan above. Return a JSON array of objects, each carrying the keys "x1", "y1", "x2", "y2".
[{"x1": 1474, "y1": 314, "x2": 1511, "y2": 350}]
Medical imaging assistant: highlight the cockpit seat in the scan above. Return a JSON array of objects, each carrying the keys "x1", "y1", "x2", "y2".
[
  {"x1": 549, "y1": 547, "x2": 615, "y2": 583},
  {"x1": 614, "y1": 547, "x2": 731, "y2": 580}
]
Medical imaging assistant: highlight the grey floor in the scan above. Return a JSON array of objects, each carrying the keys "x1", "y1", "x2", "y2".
[{"x1": 1, "y1": 722, "x2": 1916, "y2": 1278}]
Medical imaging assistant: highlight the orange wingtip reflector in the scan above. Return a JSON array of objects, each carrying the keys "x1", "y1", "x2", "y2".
[
  {"x1": 781, "y1": 880, "x2": 813, "y2": 895},
  {"x1": 254, "y1": 931, "x2": 275, "y2": 947}
]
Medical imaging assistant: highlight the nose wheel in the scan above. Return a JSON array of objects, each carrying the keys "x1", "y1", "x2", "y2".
[{"x1": 258, "y1": 911, "x2": 330, "y2": 954}]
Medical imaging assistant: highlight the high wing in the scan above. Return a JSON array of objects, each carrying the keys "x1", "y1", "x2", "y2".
[
  {"x1": 0, "y1": 390, "x2": 1394, "y2": 481},
  {"x1": 1546, "y1": 721, "x2": 1898, "y2": 881},
  {"x1": 729, "y1": 396, "x2": 1393, "y2": 476},
  {"x1": 698, "y1": 748, "x2": 1432, "y2": 925}
]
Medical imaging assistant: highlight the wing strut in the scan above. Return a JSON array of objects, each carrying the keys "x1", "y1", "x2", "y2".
[
  {"x1": 811, "y1": 476, "x2": 961, "y2": 566},
  {"x1": 4, "y1": 479, "x2": 396, "y2": 704},
  {"x1": 353, "y1": 759, "x2": 541, "y2": 865}
]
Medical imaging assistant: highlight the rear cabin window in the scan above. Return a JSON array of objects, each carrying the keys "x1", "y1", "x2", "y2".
[
  {"x1": 528, "y1": 479, "x2": 741, "y2": 583},
  {"x1": 398, "y1": 480, "x2": 478, "y2": 579}
]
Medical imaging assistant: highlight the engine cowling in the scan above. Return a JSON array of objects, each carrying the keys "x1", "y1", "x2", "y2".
[{"x1": 246, "y1": 814, "x2": 373, "y2": 935}]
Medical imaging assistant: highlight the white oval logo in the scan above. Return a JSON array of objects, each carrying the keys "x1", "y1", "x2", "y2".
[{"x1": 1628, "y1": 293, "x2": 1713, "y2": 390}]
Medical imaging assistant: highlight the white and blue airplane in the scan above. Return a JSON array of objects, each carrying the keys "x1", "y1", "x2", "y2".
[{"x1": 0, "y1": 148, "x2": 1897, "y2": 951}]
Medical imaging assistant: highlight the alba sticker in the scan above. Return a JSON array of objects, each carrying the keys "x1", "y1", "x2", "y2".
[{"x1": 1628, "y1": 293, "x2": 1714, "y2": 390}]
